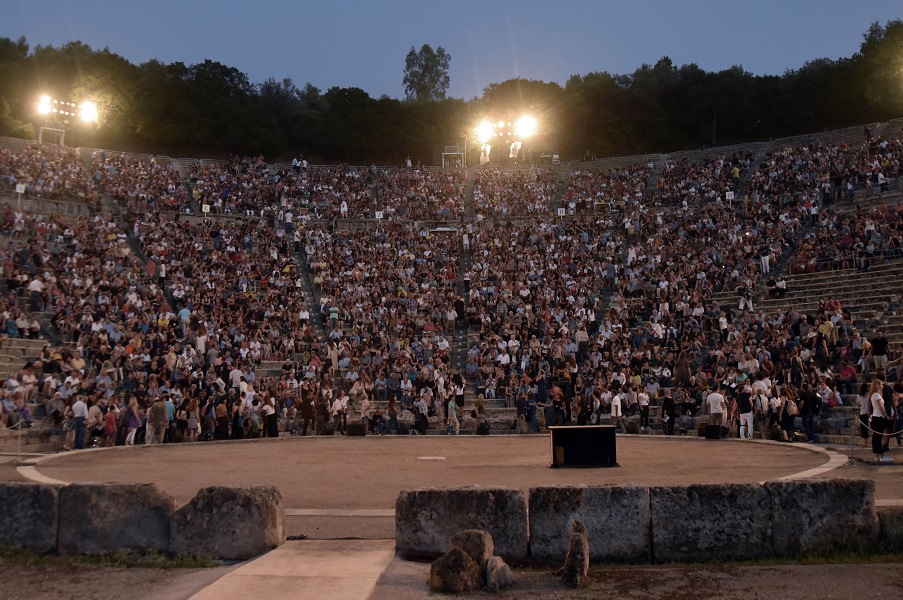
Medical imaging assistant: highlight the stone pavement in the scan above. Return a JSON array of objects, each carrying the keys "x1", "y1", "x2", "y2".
[{"x1": 188, "y1": 539, "x2": 396, "y2": 600}]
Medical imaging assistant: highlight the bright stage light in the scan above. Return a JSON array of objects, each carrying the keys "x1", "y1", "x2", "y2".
[
  {"x1": 497, "y1": 120, "x2": 505, "y2": 128},
  {"x1": 517, "y1": 116, "x2": 537, "y2": 137},
  {"x1": 476, "y1": 120, "x2": 493, "y2": 143},
  {"x1": 37, "y1": 95, "x2": 51, "y2": 114},
  {"x1": 79, "y1": 100, "x2": 98, "y2": 123}
]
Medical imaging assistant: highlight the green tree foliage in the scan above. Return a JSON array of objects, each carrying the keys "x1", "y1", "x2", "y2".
[
  {"x1": 858, "y1": 20, "x2": 903, "y2": 118},
  {"x1": 403, "y1": 44, "x2": 451, "y2": 102},
  {"x1": 0, "y1": 23, "x2": 901, "y2": 162},
  {"x1": 0, "y1": 96, "x2": 33, "y2": 139}
]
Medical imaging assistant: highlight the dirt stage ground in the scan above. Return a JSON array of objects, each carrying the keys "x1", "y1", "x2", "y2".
[
  {"x1": 17, "y1": 435, "x2": 842, "y2": 508},
  {"x1": 2, "y1": 435, "x2": 901, "y2": 600}
]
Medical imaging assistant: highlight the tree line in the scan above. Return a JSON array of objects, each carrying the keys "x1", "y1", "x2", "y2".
[{"x1": 0, "y1": 20, "x2": 901, "y2": 164}]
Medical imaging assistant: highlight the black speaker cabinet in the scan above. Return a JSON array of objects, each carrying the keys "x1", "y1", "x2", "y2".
[
  {"x1": 705, "y1": 424, "x2": 726, "y2": 439},
  {"x1": 347, "y1": 422, "x2": 367, "y2": 436},
  {"x1": 549, "y1": 425, "x2": 618, "y2": 468}
]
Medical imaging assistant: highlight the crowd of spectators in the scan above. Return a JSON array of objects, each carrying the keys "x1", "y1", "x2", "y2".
[
  {"x1": 788, "y1": 203, "x2": 903, "y2": 272},
  {"x1": 0, "y1": 145, "x2": 98, "y2": 204},
  {"x1": 473, "y1": 167, "x2": 557, "y2": 217},
  {"x1": 302, "y1": 222, "x2": 462, "y2": 428},
  {"x1": 98, "y1": 153, "x2": 189, "y2": 212},
  {"x1": 655, "y1": 152, "x2": 748, "y2": 207},
  {"x1": 560, "y1": 162, "x2": 652, "y2": 213},
  {"x1": 0, "y1": 129, "x2": 901, "y2": 447}
]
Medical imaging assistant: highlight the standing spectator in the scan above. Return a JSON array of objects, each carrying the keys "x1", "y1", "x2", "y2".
[
  {"x1": 300, "y1": 384, "x2": 315, "y2": 436},
  {"x1": 146, "y1": 396, "x2": 168, "y2": 444},
  {"x1": 471, "y1": 394, "x2": 487, "y2": 435},
  {"x1": 332, "y1": 391, "x2": 348, "y2": 435},
  {"x1": 360, "y1": 394, "x2": 371, "y2": 434},
  {"x1": 163, "y1": 394, "x2": 176, "y2": 443},
  {"x1": 870, "y1": 330, "x2": 889, "y2": 373},
  {"x1": 661, "y1": 390, "x2": 676, "y2": 436},
  {"x1": 869, "y1": 379, "x2": 893, "y2": 463},
  {"x1": 27, "y1": 276, "x2": 44, "y2": 312},
  {"x1": 447, "y1": 394, "x2": 459, "y2": 435},
  {"x1": 737, "y1": 383, "x2": 754, "y2": 440},
  {"x1": 799, "y1": 383, "x2": 821, "y2": 443},
  {"x1": 103, "y1": 407, "x2": 117, "y2": 447},
  {"x1": 637, "y1": 387, "x2": 650, "y2": 432},
  {"x1": 263, "y1": 396, "x2": 279, "y2": 438},
  {"x1": 178, "y1": 305, "x2": 191, "y2": 339},
  {"x1": 780, "y1": 390, "x2": 799, "y2": 443},
  {"x1": 124, "y1": 397, "x2": 140, "y2": 445},
  {"x1": 610, "y1": 391, "x2": 624, "y2": 433},
  {"x1": 387, "y1": 395, "x2": 399, "y2": 433},
  {"x1": 71, "y1": 395, "x2": 89, "y2": 450},
  {"x1": 707, "y1": 385, "x2": 726, "y2": 434}
]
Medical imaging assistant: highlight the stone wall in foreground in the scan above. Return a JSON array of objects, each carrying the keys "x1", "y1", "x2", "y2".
[
  {"x1": 0, "y1": 482, "x2": 285, "y2": 560},
  {"x1": 397, "y1": 479, "x2": 899, "y2": 563}
]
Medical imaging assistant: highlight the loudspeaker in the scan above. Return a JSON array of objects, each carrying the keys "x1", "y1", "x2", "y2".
[
  {"x1": 705, "y1": 424, "x2": 726, "y2": 439},
  {"x1": 347, "y1": 422, "x2": 366, "y2": 437},
  {"x1": 549, "y1": 425, "x2": 617, "y2": 468}
]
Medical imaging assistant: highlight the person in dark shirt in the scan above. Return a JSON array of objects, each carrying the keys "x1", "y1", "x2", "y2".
[
  {"x1": 870, "y1": 330, "x2": 890, "y2": 373},
  {"x1": 661, "y1": 391, "x2": 676, "y2": 435},
  {"x1": 736, "y1": 384, "x2": 754, "y2": 440},
  {"x1": 799, "y1": 383, "x2": 821, "y2": 443},
  {"x1": 515, "y1": 393, "x2": 530, "y2": 433}
]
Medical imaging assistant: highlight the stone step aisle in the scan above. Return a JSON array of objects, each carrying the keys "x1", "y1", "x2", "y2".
[
  {"x1": 451, "y1": 168, "x2": 476, "y2": 372},
  {"x1": 292, "y1": 246, "x2": 329, "y2": 344}
]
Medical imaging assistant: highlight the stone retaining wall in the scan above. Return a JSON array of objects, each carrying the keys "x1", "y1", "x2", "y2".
[
  {"x1": 397, "y1": 479, "x2": 891, "y2": 563},
  {"x1": 0, "y1": 482, "x2": 285, "y2": 559},
  {"x1": 396, "y1": 487, "x2": 529, "y2": 560}
]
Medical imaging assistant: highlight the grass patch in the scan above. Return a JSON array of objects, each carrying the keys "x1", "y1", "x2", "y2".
[
  {"x1": 513, "y1": 550, "x2": 903, "y2": 573},
  {"x1": 0, "y1": 544, "x2": 218, "y2": 569}
]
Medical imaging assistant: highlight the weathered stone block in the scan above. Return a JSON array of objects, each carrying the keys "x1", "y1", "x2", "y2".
[
  {"x1": 396, "y1": 487, "x2": 529, "y2": 559},
  {"x1": 428, "y1": 547, "x2": 481, "y2": 593},
  {"x1": 878, "y1": 507, "x2": 903, "y2": 552},
  {"x1": 58, "y1": 483, "x2": 175, "y2": 555},
  {"x1": 486, "y1": 555, "x2": 516, "y2": 592},
  {"x1": 449, "y1": 529, "x2": 494, "y2": 570},
  {"x1": 0, "y1": 482, "x2": 61, "y2": 553},
  {"x1": 561, "y1": 521, "x2": 589, "y2": 589},
  {"x1": 169, "y1": 486, "x2": 285, "y2": 560},
  {"x1": 529, "y1": 485, "x2": 650, "y2": 562},
  {"x1": 650, "y1": 483, "x2": 772, "y2": 562},
  {"x1": 766, "y1": 479, "x2": 879, "y2": 555}
]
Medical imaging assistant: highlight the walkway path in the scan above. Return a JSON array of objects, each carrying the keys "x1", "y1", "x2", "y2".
[{"x1": 189, "y1": 540, "x2": 395, "y2": 600}]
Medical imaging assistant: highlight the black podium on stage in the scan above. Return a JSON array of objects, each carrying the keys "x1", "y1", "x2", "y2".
[{"x1": 549, "y1": 425, "x2": 618, "y2": 468}]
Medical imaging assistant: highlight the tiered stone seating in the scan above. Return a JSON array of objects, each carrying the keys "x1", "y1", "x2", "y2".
[
  {"x1": 0, "y1": 338, "x2": 65, "y2": 452},
  {"x1": 710, "y1": 260, "x2": 903, "y2": 328},
  {"x1": 0, "y1": 338, "x2": 49, "y2": 376}
]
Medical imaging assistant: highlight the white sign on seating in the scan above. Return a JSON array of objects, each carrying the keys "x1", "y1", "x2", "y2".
[
  {"x1": 556, "y1": 208, "x2": 565, "y2": 217},
  {"x1": 202, "y1": 204, "x2": 210, "y2": 213},
  {"x1": 15, "y1": 184, "x2": 26, "y2": 194},
  {"x1": 375, "y1": 210, "x2": 384, "y2": 220},
  {"x1": 725, "y1": 191, "x2": 735, "y2": 200}
]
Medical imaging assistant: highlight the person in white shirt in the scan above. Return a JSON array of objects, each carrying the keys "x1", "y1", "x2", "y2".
[
  {"x1": 71, "y1": 395, "x2": 89, "y2": 449},
  {"x1": 637, "y1": 390, "x2": 650, "y2": 431},
  {"x1": 610, "y1": 392, "x2": 625, "y2": 433},
  {"x1": 332, "y1": 393, "x2": 348, "y2": 435},
  {"x1": 360, "y1": 395, "x2": 371, "y2": 433},
  {"x1": 707, "y1": 386, "x2": 726, "y2": 430},
  {"x1": 262, "y1": 396, "x2": 279, "y2": 438}
]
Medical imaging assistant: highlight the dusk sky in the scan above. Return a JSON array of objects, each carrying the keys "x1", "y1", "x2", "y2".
[{"x1": 4, "y1": 1, "x2": 903, "y2": 100}]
